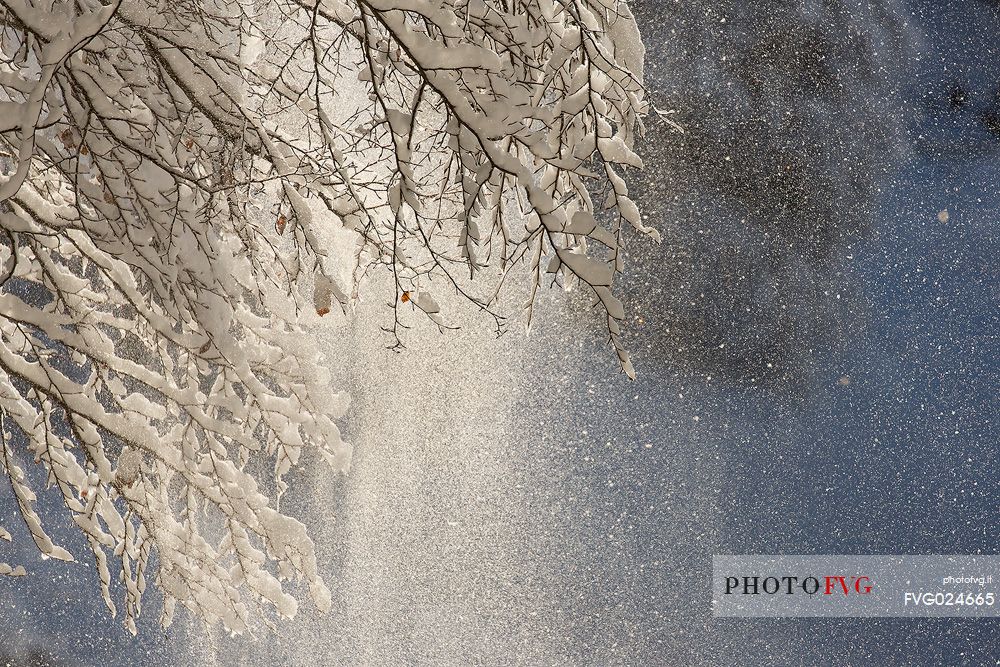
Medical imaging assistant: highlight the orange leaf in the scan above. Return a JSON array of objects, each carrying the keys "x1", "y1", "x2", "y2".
[
  {"x1": 316, "y1": 307, "x2": 330, "y2": 317},
  {"x1": 59, "y1": 128, "x2": 76, "y2": 149},
  {"x1": 275, "y1": 215, "x2": 287, "y2": 235},
  {"x1": 400, "y1": 291, "x2": 410, "y2": 303}
]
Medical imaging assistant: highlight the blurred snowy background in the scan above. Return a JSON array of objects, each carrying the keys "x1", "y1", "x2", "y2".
[{"x1": 1, "y1": 0, "x2": 997, "y2": 664}]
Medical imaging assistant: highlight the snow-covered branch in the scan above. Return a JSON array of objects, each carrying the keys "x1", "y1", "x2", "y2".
[{"x1": 0, "y1": 0, "x2": 652, "y2": 633}]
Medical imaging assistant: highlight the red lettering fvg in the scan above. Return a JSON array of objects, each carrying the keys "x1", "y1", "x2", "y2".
[{"x1": 824, "y1": 576, "x2": 873, "y2": 595}]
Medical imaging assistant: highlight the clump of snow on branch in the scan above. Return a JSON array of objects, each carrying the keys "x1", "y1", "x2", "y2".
[{"x1": 0, "y1": 0, "x2": 652, "y2": 633}]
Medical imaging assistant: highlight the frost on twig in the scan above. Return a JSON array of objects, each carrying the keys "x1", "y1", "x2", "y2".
[{"x1": 0, "y1": 0, "x2": 653, "y2": 633}]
